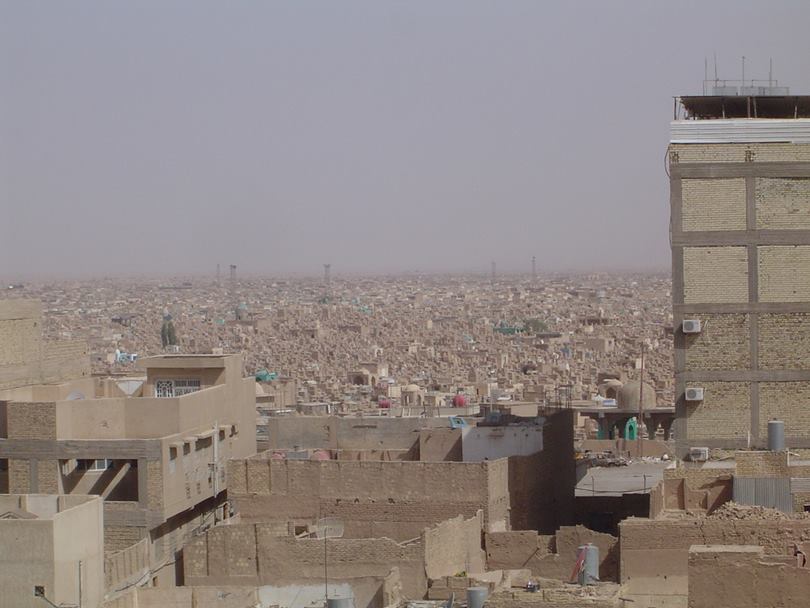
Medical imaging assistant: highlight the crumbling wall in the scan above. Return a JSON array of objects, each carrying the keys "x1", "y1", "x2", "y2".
[
  {"x1": 229, "y1": 458, "x2": 505, "y2": 540},
  {"x1": 662, "y1": 465, "x2": 732, "y2": 513},
  {"x1": 184, "y1": 514, "x2": 483, "y2": 600},
  {"x1": 688, "y1": 545, "x2": 810, "y2": 608},
  {"x1": 485, "y1": 525, "x2": 618, "y2": 582},
  {"x1": 423, "y1": 511, "x2": 486, "y2": 579}
]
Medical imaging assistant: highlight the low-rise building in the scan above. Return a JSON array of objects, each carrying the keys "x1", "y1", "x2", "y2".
[{"x1": 0, "y1": 494, "x2": 104, "y2": 608}]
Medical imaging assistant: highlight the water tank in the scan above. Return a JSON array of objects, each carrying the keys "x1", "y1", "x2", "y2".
[
  {"x1": 466, "y1": 587, "x2": 488, "y2": 608},
  {"x1": 768, "y1": 420, "x2": 785, "y2": 452},
  {"x1": 577, "y1": 544, "x2": 599, "y2": 585},
  {"x1": 327, "y1": 597, "x2": 354, "y2": 608}
]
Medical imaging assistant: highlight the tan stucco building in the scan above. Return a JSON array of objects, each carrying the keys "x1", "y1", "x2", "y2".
[
  {"x1": 0, "y1": 494, "x2": 104, "y2": 608},
  {"x1": 0, "y1": 299, "x2": 257, "y2": 586}
]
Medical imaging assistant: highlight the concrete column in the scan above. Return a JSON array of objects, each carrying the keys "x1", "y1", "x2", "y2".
[
  {"x1": 137, "y1": 458, "x2": 148, "y2": 508},
  {"x1": 597, "y1": 417, "x2": 609, "y2": 440},
  {"x1": 661, "y1": 419, "x2": 674, "y2": 441}
]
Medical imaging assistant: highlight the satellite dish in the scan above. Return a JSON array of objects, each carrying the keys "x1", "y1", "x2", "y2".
[{"x1": 315, "y1": 517, "x2": 344, "y2": 539}]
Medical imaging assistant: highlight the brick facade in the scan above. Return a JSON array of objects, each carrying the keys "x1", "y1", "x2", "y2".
[
  {"x1": 671, "y1": 140, "x2": 810, "y2": 453},
  {"x1": 684, "y1": 314, "x2": 750, "y2": 370},
  {"x1": 682, "y1": 247, "x2": 748, "y2": 304},
  {"x1": 682, "y1": 178, "x2": 746, "y2": 231}
]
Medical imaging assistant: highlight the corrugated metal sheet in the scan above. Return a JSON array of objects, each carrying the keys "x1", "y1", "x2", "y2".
[
  {"x1": 733, "y1": 477, "x2": 792, "y2": 513},
  {"x1": 791, "y1": 478, "x2": 810, "y2": 493},
  {"x1": 671, "y1": 119, "x2": 810, "y2": 144}
]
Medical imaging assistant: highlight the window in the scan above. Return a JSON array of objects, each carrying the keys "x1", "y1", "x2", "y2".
[
  {"x1": 173, "y1": 379, "x2": 201, "y2": 396},
  {"x1": 155, "y1": 379, "x2": 200, "y2": 398},
  {"x1": 196, "y1": 436, "x2": 212, "y2": 450},
  {"x1": 155, "y1": 380, "x2": 174, "y2": 398},
  {"x1": 77, "y1": 459, "x2": 114, "y2": 472}
]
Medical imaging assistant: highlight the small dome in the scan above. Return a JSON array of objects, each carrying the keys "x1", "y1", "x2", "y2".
[{"x1": 617, "y1": 381, "x2": 657, "y2": 411}]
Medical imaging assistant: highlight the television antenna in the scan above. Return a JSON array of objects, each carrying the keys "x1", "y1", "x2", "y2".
[{"x1": 316, "y1": 517, "x2": 344, "y2": 605}]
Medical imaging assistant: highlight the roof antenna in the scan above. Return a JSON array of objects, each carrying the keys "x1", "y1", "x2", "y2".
[
  {"x1": 769, "y1": 57, "x2": 773, "y2": 87},
  {"x1": 703, "y1": 55, "x2": 709, "y2": 95},
  {"x1": 714, "y1": 52, "x2": 718, "y2": 85}
]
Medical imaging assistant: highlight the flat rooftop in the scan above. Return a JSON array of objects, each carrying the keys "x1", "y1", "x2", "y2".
[
  {"x1": 576, "y1": 461, "x2": 667, "y2": 496},
  {"x1": 0, "y1": 495, "x2": 97, "y2": 519},
  {"x1": 680, "y1": 95, "x2": 810, "y2": 119},
  {"x1": 137, "y1": 353, "x2": 235, "y2": 369}
]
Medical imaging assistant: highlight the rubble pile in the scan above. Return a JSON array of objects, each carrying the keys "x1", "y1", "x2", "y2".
[{"x1": 709, "y1": 502, "x2": 810, "y2": 521}]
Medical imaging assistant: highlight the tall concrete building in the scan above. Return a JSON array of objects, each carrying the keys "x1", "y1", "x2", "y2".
[{"x1": 670, "y1": 88, "x2": 810, "y2": 455}]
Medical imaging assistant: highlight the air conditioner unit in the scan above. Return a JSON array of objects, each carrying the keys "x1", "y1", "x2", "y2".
[
  {"x1": 685, "y1": 387, "x2": 705, "y2": 402},
  {"x1": 682, "y1": 319, "x2": 702, "y2": 334},
  {"x1": 689, "y1": 447, "x2": 709, "y2": 462}
]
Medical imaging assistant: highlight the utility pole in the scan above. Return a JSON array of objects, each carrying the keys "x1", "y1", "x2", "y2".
[{"x1": 638, "y1": 341, "x2": 645, "y2": 459}]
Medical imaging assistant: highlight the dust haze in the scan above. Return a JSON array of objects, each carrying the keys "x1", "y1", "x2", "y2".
[{"x1": 2, "y1": 1, "x2": 809, "y2": 279}]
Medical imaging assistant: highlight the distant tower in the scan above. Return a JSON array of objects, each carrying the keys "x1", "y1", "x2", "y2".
[
  {"x1": 323, "y1": 264, "x2": 332, "y2": 302},
  {"x1": 532, "y1": 256, "x2": 537, "y2": 280},
  {"x1": 216, "y1": 263, "x2": 221, "y2": 285},
  {"x1": 491, "y1": 261, "x2": 496, "y2": 282},
  {"x1": 229, "y1": 264, "x2": 237, "y2": 283}
]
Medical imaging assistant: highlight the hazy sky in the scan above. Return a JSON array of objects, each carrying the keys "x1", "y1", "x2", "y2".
[{"x1": 2, "y1": 1, "x2": 809, "y2": 279}]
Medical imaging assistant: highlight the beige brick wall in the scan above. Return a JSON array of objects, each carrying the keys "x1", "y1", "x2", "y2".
[
  {"x1": 147, "y1": 460, "x2": 163, "y2": 511},
  {"x1": 684, "y1": 314, "x2": 750, "y2": 370},
  {"x1": 683, "y1": 247, "x2": 749, "y2": 304},
  {"x1": 0, "y1": 319, "x2": 40, "y2": 367},
  {"x1": 104, "y1": 526, "x2": 147, "y2": 553},
  {"x1": 756, "y1": 177, "x2": 810, "y2": 229},
  {"x1": 7, "y1": 402, "x2": 57, "y2": 439},
  {"x1": 681, "y1": 178, "x2": 746, "y2": 231},
  {"x1": 37, "y1": 460, "x2": 59, "y2": 494},
  {"x1": 8, "y1": 459, "x2": 29, "y2": 493},
  {"x1": 759, "y1": 245, "x2": 810, "y2": 302},
  {"x1": 671, "y1": 143, "x2": 810, "y2": 164},
  {"x1": 759, "y1": 313, "x2": 810, "y2": 369},
  {"x1": 759, "y1": 382, "x2": 810, "y2": 437},
  {"x1": 734, "y1": 450, "x2": 789, "y2": 477},
  {"x1": 685, "y1": 382, "x2": 750, "y2": 440},
  {"x1": 41, "y1": 340, "x2": 90, "y2": 384}
]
